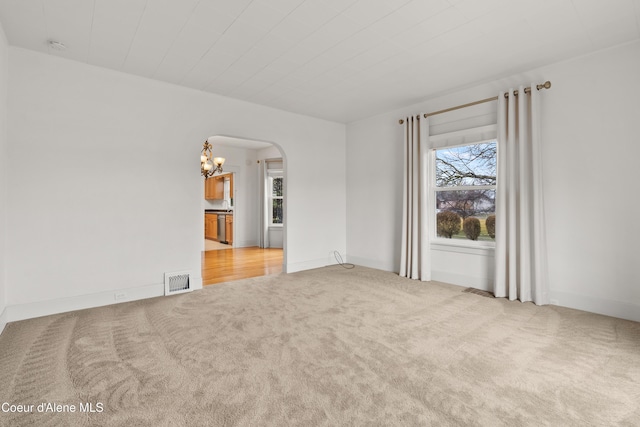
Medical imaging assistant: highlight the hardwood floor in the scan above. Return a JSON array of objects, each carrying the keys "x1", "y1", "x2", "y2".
[{"x1": 202, "y1": 246, "x2": 283, "y2": 285}]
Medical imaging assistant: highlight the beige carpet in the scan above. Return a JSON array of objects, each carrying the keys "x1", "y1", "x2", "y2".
[{"x1": 1, "y1": 266, "x2": 639, "y2": 426}]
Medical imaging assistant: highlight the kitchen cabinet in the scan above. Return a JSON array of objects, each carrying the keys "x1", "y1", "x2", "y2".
[
  {"x1": 214, "y1": 176, "x2": 224, "y2": 199},
  {"x1": 204, "y1": 177, "x2": 213, "y2": 199},
  {"x1": 225, "y1": 215, "x2": 233, "y2": 244},
  {"x1": 204, "y1": 213, "x2": 217, "y2": 240},
  {"x1": 204, "y1": 176, "x2": 223, "y2": 200},
  {"x1": 204, "y1": 174, "x2": 233, "y2": 201}
]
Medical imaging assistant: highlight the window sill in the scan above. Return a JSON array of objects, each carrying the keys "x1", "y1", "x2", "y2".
[{"x1": 431, "y1": 240, "x2": 495, "y2": 256}]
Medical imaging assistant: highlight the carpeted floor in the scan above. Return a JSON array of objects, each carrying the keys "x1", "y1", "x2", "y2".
[{"x1": 1, "y1": 266, "x2": 639, "y2": 426}]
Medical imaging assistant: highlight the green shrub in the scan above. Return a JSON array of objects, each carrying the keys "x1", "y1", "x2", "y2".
[
  {"x1": 486, "y1": 215, "x2": 496, "y2": 239},
  {"x1": 437, "y1": 211, "x2": 461, "y2": 238},
  {"x1": 463, "y1": 217, "x2": 481, "y2": 241}
]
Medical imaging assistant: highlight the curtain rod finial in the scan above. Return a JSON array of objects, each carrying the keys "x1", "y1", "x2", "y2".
[{"x1": 538, "y1": 81, "x2": 551, "y2": 90}]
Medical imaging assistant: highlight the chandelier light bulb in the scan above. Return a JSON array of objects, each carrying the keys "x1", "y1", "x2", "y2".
[{"x1": 200, "y1": 139, "x2": 224, "y2": 178}]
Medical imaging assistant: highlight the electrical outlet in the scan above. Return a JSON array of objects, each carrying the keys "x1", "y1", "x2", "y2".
[{"x1": 114, "y1": 292, "x2": 126, "y2": 301}]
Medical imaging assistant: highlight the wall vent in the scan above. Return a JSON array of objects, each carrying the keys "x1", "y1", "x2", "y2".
[
  {"x1": 462, "y1": 288, "x2": 494, "y2": 298},
  {"x1": 164, "y1": 271, "x2": 192, "y2": 295}
]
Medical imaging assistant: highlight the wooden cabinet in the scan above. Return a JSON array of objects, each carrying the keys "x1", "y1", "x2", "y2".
[
  {"x1": 204, "y1": 215, "x2": 208, "y2": 238},
  {"x1": 204, "y1": 213, "x2": 217, "y2": 240},
  {"x1": 204, "y1": 177, "x2": 215, "y2": 200},
  {"x1": 204, "y1": 174, "x2": 233, "y2": 201},
  {"x1": 214, "y1": 176, "x2": 224, "y2": 199},
  {"x1": 212, "y1": 215, "x2": 218, "y2": 240},
  {"x1": 204, "y1": 176, "x2": 223, "y2": 200},
  {"x1": 225, "y1": 215, "x2": 233, "y2": 245}
]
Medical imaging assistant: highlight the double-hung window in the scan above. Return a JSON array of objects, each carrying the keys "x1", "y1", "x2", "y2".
[
  {"x1": 430, "y1": 130, "x2": 497, "y2": 246},
  {"x1": 268, "y1": 170, "x2": 283, "y2": 226}
]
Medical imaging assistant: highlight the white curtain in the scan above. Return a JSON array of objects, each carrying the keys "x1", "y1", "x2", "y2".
[
  {"x1": 400, "y1": 115, "x2": 431, "y2": 281},
  {"x1": 494, "y1": 85, "x2": 549, "y2": 304}
]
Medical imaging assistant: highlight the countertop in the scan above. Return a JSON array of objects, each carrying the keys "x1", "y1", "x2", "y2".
[{"x1": 205, "y1": 210, "x2": 233, "y2": 215}]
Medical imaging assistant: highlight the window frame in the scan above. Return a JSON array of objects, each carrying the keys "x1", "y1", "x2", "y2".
[
  {"x1": 429, "y1": 137, "x2": 497, "y2": 250},
  {"x1": 267, "y1": 170, "x2": 284, "y2": 227}
]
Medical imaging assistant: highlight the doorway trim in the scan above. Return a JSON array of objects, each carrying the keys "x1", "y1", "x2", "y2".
[{"x1": 202, "y1": 134, "x2": 288, "y2": 271}]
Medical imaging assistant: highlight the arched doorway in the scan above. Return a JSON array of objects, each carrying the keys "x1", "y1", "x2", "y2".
[{"x1": 201, "y1": 135, "x2": 287, "y2": 284}]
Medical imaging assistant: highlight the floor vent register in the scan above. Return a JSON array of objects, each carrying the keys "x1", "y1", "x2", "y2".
[
  {"x1": 164, "y1": 271, "x2": 192, "y2": 295},
  {"x1": 462, "y1": 288, "x2": 494, "y2": 298}
]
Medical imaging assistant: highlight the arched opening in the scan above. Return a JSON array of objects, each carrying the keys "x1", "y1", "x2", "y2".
[{"x1": 201, "y1": 135, "x2": 287, "y2": 284}]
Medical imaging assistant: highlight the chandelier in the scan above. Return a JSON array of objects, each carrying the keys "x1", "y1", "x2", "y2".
[{"x1": 200, "y1": 139, "x2": 225, "y2": 179}]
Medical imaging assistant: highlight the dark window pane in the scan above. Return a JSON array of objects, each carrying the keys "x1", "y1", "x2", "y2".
[
  {"x1": 272, "y1": 199, "x2": 283, "y2": 224},
  {"x1": 272, "y1": 177, "x2": 283, "y2": 197},
  {"x1": 436, "y1": 141, "x2": 496, "y2": 187}
]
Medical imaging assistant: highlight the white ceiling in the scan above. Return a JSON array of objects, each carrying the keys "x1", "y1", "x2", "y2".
[{"x1": 1, "y1": 0, "x2": 639, "y2": 123}]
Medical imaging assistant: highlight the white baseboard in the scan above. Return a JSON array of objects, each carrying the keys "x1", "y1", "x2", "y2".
[
  {"x1": 549, "y1": 290, "x2": 640, "y2": 323},
  {"x1": 344, "y1": 255, "x2": 396, "y2": 273},
  {"x1": 191, "y1": 278, "x2": 203, "y2": 291},
  {"x1": 431, "y1": 270, "x2": 493, "y2": 292},
  {"x1": 285, "y1": 257, "x2": 338, "y2": 274},
  {"x1": 5, "y1": 276, "x2": 203, "y2": 324},
  {"x1": 7, "y1": 284, "x2": 164, "y2": 323},
  {"x1": 235, "y1": 240, "x2": 258, "y2": 248},
  {"x1": 428, "y1": 273, "x2": 640, "y2": 323},
  {"x1": 4, "y1": 269, "x2": 636, "y2": 332},
  {"x1": 0, "y1": 306, "x2": 7, "y2": 336}
]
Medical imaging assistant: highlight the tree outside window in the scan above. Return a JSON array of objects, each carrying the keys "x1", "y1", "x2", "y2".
[
  {"x1": 434, "y1": 140, "x2": 496, "y2": 242},
  {"x1": 268, "y1": 173, "x2": 283, "y2": 225}
]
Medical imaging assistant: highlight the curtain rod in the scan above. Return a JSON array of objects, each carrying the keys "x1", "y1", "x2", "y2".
[{"x1": 398, "y1": 81, "x2": 551, "y2": 124}]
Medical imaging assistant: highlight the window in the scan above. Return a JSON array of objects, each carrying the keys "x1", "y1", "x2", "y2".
[
  {"x1": 268, "y1": 171, "x2": 283, "y2": 226},
  {"x1": 432, "y1": 140, "x2": 496, "y2": 243}
]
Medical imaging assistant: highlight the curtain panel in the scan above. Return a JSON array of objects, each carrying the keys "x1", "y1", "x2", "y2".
[
  {"x1": 494, "y1": 85, "x2": 549, "y2": 304},
  {"x1": 400, "y1": 115, "x2": 431, "y2": 281}
]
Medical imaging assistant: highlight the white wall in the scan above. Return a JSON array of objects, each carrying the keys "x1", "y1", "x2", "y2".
[
  {"x1": 0, "y1": 22, "x2": 8, "y2": 333},
  {"x1": 257, "y1": 145, "x2": 283, "y2": 160},
  {"x1": 346, "y1": 40, "x2": 640, "y2": 322},
  {"x1": 5, "y1": 47, "x2": 346, "y2": 321}
]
